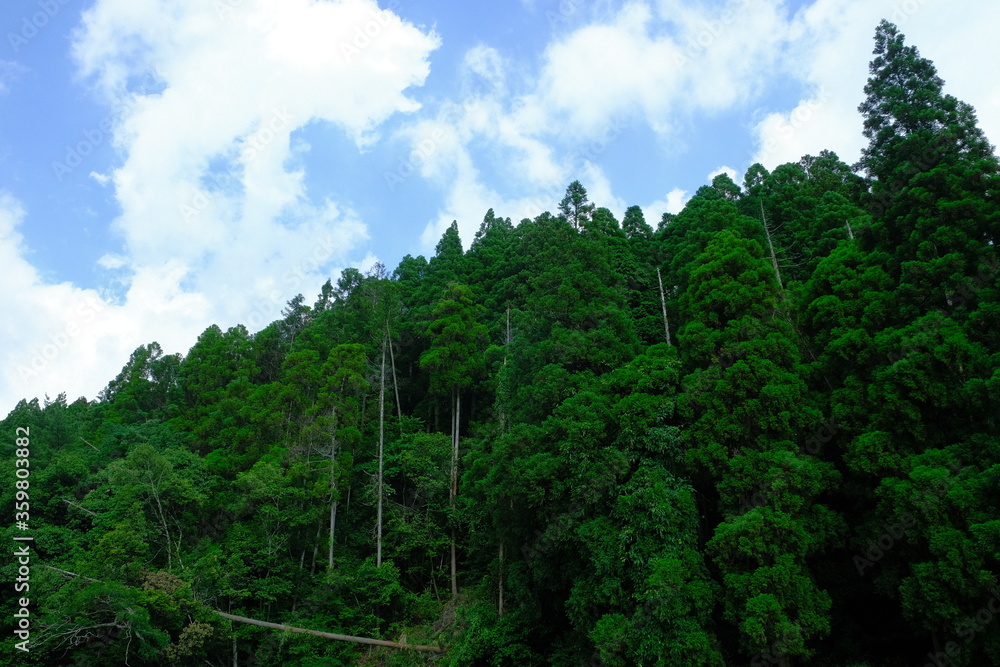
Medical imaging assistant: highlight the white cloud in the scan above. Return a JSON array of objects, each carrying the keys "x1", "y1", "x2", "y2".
[
  {"x1": 79, "y1": 0, "x2": 437, "y2": 299},
  {"x1": 405, "y1": 0, "x2": 791, "y2": 249},
  {"x1": 2, "y1": 0, "x2": 440, "y2": 410},
  {"x1": 0, "y1": 193, "x2": 210, "y2": 409},
  {"x1": 406, "y1": 0, "x2": 1000, "y2": 255},
  {"x1": 751, "y1": 0, "x2": 1000, "y2": 169},
  {"x1": 97, "y1": 253, "x2": 127, "y2": 269},
  {"x1": 0, "y1": 60, "x2": 26, "y2": 95},
  {"x1": 528, "y1": 0, "x2": 788, "y2": 138},
  {"x1": 642, "y1": 187, "x2": 689, "y2": 225},
  {"x1": 463, "y1": 44, "x2": 507, "y2": 96},
  {"x1": 708, "y1": 165, "x2": 738, "y2": 182}
]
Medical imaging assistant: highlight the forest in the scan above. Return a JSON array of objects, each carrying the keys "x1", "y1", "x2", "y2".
[{"x1": 2, "y1": 20, "x2": 999, "y2": 666}]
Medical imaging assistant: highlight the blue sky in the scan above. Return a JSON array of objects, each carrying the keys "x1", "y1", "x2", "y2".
[{"x1": 2, "y1": 0, "x2": 999, "y2": 413}]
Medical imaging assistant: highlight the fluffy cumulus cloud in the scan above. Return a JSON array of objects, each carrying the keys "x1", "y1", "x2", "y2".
[
  {"x1": 405, "y1": 0, "x2": 1000, "y2": 252},
  {"x1": 0, "y1": 192, "x2": 195, "y2": 408},
  {"x1": 641, "y1": 187, "x2": 689, "y2": 226},
  {"x1": 409, "y1": 0, "x2": 790, "y2": 249},
  {"x1": 6, "y1": 0, "x2": 998, "y2": 410},
  {"x1": 1, "y1": 0, "x2": 438, "y2": 409},
  {"x1": 531, "y1": 0, "x2": 789, "y2": 136},
  {"x1": 751, "y1": 0, "x2": 1000, "y2": 168}
]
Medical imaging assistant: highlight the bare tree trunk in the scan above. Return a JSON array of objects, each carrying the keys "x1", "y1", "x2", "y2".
[
  {"x1": 328, "y1": 407, "x2": 338, "y2": 570},
  {"x1": 498, "y1": 542, "x2": 505, "y2": 617},
  {"x1": 62, "y1": 498, "x2": 98, "y2": 517},
  {"x1": 499, "y1": 306, "x2": 511, "y2": 433},
  {"x1": 506, "y1": 306, "x2": 511, "y2": 353},
  {"x1": 345, "y1": 484, "x2": 351, "y2": 521},
  {"x1": 656, "y1": 267, "x2": 672, "y2": 346},
  {"x1": 845, "y1": 219, "x2": 855, "y2": 239},
  {"x1": 387, "y1": 321, "x2": 403, "y2": 435},
  {"x1": 430, "y1": 557, "x2": 440, "y2": 601},
  {"x1": 312, "y1": 518, "x2": 323, "y2": 573},
  {"x1": 214, "y1": 610, "x2": 442, "y2": 653},
  {"x1": 451, "y1": 388, "x2": 460, "y2": 597},
  {"x1": 148, "y1": 483, "x2": 172, "y2": 570},
  {"x1": 760, "y1": 198, "x2": 784, "y2": 289},
  {"x1": 376, "y1": 333, "x2": 386, "y2": 567}
]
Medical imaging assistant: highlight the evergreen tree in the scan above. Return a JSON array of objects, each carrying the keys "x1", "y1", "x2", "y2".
[{"x1": 558, "y1": 180, "x2": 595, "y2": 229}]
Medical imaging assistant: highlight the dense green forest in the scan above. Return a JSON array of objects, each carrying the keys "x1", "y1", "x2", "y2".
[{"x1": 3, "y1": 20, "x2": 999, "y2": 666}]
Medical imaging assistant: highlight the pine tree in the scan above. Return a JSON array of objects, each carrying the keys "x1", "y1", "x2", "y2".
[{"x1": 558, "y1": 180, "x2": 595, "y2": 229}]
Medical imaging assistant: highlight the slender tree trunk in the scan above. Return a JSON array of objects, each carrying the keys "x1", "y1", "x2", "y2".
[
  {"x1": 656, "y1": 267, "x2": 672, "y2": 346},
  {"x1": 451, "y1": 387, "x2": 460, "y2": 597},
  {"x1": 148, "y1": 483, "x2": 172, "y2": 570},
  {"x1": 498, "y1": 542, "x2": 505, "y2": 616},
  {"x1": 430, "y1": 557, "x2": 440, "y2": 601},
  {"x1": 376, "y1": 333, "x2": 387, "y2": 567},
  {"x1": 505, "y1": 306, "x2": 511, "y2": 353},
  {"x1": 62, "y1": 498, "x2": 98, "y2": 517},
  {"x1": 845, "y1": 219, "x2": 855, "y2": 239},
  {"x1": 311, "y1": 519, "x2": 322, "y2": 573},
  {"x1": 215, "y1": 610, "x2": 442, "y2": 653},
  {"x1": 498, "y1": 306, "x2": 511, "y2": 433},
  {"x1": 387, "y1": 321, "x2": 403, "y2": 435},
  {"x1": 328, "y1": 407, "x2": 338, "y2": 569},
  {"x1": 760, "y1": 198, "x2": 784, "y2": 289}
]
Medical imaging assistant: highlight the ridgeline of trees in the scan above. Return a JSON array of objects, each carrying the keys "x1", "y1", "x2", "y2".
[{"x1": 3, "y1": 21, "x2": 999, "y2": 666}]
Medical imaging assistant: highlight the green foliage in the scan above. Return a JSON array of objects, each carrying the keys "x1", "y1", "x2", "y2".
[{"x1": 3, "y1": 20, "x2": 999, "y2": 666}]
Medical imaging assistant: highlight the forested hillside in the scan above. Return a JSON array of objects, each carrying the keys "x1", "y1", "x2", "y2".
[{"x1": 3, "y1": 20, "x2": 999, "y2": 666}]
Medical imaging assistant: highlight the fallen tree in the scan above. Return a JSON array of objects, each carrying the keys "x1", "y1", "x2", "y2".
[{"x1": 213, "y1": 610, "x2": 443, "y2": 654}]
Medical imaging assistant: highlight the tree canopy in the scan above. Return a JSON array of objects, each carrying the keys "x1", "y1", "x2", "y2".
[{"x1": 3, "y1": 21, "x2": 999, "y2": 667}]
